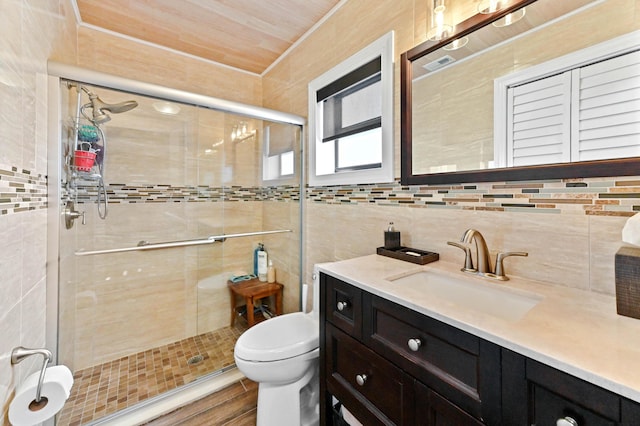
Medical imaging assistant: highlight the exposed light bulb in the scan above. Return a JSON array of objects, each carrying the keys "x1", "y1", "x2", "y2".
[
  {"x1": 443, "y1": 36, "x2": 469, "y2": 51},
  {"x1": 478, "y1": 0, "x2": 506, "y2": 14},
  {"x1": 492, "y1": 8, "x2": 526, "y2": 27}
]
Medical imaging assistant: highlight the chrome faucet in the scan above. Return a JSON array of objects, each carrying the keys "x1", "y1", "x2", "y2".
[{"x1": 448, "y1": 229, "x2": 528, "y2": 281}]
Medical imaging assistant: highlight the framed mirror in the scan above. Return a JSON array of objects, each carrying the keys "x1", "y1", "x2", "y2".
[{"x1": 401, "y1": 0, "x2": 640, "y2": 185}]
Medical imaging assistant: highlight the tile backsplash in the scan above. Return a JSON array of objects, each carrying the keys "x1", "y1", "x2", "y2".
[
  {"x1": 308, "y1": 177, "x2": 640, "y2": 217},
  {"x1": 0, "y1": 166, "x2": 47, "y2": 215}
]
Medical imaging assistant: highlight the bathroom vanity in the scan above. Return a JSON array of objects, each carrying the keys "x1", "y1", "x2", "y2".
[{"x1": 318, "y1": 255, "x2": 640, "y2": 425}]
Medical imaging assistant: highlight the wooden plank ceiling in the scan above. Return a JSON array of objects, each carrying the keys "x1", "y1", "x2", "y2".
[{"x1": 76, "y1": 0, "x2": 341, "y2": 74}]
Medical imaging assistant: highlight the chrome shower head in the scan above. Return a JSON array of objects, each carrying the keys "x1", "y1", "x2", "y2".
[{"x1": 80, "y1": 87, "x2": 138, "y2": 124}]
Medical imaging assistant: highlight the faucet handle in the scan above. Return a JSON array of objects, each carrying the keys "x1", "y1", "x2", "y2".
[
  {"x1": 494, "y1": 251, "x2": 528, "y2": 280},
  {"x1": 447, "y1": 241, "x2": 476, "y2": 272}
]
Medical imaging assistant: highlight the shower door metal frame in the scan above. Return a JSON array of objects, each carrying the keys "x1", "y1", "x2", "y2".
[{"x1": 46, "y1": 62, "x2": 306, "y2": 365}]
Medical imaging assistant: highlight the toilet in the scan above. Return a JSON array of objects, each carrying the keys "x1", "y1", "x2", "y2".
[{"x1": 234, "y1": 267, "x2": 321, "y2": 426}]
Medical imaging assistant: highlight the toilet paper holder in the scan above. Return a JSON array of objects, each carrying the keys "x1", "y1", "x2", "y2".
[{"x1": 11, "y1": 346, "x2": 52, "y2": 403}]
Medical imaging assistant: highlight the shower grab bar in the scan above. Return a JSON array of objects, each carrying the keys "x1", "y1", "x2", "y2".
[{"x1": 74, "y1": 229, "x2": 291, "y2": 256}]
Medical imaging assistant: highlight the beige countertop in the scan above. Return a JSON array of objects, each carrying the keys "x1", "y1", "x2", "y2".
[{"x1": 317, "y1": 254, "x2": 640, "y2": 403}]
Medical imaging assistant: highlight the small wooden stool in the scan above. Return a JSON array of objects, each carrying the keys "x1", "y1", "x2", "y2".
[{"x1": 228, "y1": 278, "x2": 283, "y2": 327}]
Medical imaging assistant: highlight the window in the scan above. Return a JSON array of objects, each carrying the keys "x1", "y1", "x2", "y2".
[
  {"x1": 308, "y1": 32, "x2": 394, "y2": 186},
  {"x1": 262, "y1": 124, "x2": 299, "y2": 182},
  {"x1": 494, "y1": 31, "x2": 640, "y2": 168}
]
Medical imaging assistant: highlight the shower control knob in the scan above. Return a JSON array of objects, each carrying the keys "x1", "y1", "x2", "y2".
[
  {"x1": 407, "y1": 338, "x2": 422, "y2": 352},
  {"x1": 556, "y1": 417, "x2": 578, "y2": 426},
  {"x1": 64, "y1": 201, "x2": 85, "y2": 229},
  {"x1": 337, "y1": 300, "x2": 350, "y2": 311},
  {"x1": 356, "y1": 374, "x2": 367, "y2": 386}
]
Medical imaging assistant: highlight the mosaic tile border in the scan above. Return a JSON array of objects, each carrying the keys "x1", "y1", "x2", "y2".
[
  {"x1": 307, "y1": 178, "x2": 640, "y2": 217},
  {"x1": 0, "y1": 166, "x2": 47, "y2": 215},
  {"x1": 22, "y1": 168, "x2": 640, "y2": 218},
  {"x1": 70, "y1": 183, "x2": 300, "y2": 203}
]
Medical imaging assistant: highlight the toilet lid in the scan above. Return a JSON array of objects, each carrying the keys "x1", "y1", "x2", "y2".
[{"x1": 235, "y1": 312, "x2": 319, "y2": 362}]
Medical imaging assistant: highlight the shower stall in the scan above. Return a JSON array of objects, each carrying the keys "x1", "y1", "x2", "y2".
[{"x1": 46, "y1": 63, "x2": 304, "y2": 425}]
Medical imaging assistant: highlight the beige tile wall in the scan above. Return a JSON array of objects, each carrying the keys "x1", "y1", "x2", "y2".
[
  {"x1": 3, "y1": 0, "x2": 638, "y2": 422},
  {"x1": 262, "y1": 0, "x2": 640, "y2": 298},
  {"x1": 0, "y1": 0, "x2": 77, "y2": 424}
]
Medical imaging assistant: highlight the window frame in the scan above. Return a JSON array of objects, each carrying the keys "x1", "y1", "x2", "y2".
[{"x1": 308, "y1": 31, "x2": 394, "y2": 186}]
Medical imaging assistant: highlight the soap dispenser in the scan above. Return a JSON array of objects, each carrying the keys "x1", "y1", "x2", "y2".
[
  {"x1": 384, "y1": 222, "x2": 401, "y2": 250},
  {"x1": 257, "y1": 246, "x2": 268, "y2": 282},
  {"x1": 253, "y1": 243, "x2": 264, "y2": 276}
]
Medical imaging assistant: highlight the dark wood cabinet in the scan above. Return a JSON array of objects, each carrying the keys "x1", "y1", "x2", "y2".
[
  {"x1": 364, "y1": 293, "x2": 501, "y2": 424},
  {"x1": 320, "y1": 272, "x2": 640, "y2": 426},
  {"x1": 502, "y1": 349, "x2": 640, "y2": 426},
  {"x1": 320, "y1": 273, "x2": 499, "y2": 425},
  {"x1": 325, "y1": 323, "x2": 414, "y2": 425}
]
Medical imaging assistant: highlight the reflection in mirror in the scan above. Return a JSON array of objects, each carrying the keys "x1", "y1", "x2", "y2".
[{"x1": 402, "y1": 0, "x2": 640, "y2": 184}]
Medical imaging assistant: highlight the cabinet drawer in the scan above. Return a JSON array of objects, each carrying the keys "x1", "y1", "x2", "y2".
[
  {"x1": 324, "y1": 274, "x2": 363, "y2": 339},
  {"x1": 326, "y1": 323, "x2": 413, "y2": 425},
  {"x1": 527, "y1": 359, "x2": 620, "y2": 425},
  {"x1": 364, "y1": 293, "x2": 501, "y2": 422}
]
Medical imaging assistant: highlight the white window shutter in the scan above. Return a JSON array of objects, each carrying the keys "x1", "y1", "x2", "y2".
[
  {"x1": 573, "y1": 50, "x2": 640, "y2": 162},
  {"x1": 507, "y1": 73, "x2": 572, "y2": 167}
]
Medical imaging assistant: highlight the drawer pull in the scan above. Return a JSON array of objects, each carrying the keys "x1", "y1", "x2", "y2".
[
  {"x1": 407, "y1": 338, "x2": 422, "y2": 352},
  {"x1": 556, "y1": 417, "x2": 578, "y2": 426},
  {"x1": 355, "y1": 374, "x2": 368, "y2": 386},
  {"x1": 337, "y1": 300, "x2": 350, "y2": 311}
]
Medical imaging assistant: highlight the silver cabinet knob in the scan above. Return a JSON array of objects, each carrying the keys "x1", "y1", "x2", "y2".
[
  {"x1": 407, "y1": 338, "x2": 422, "y2": 352},
  {"x1": 337, "y1": 300, "x2": 349, "y2": 311},
  {"x1": 356, "y1": 374, "x2": 367, "y2": 386},
  {"x1": 556, "y1": 417, "x2": 578, "y2": 426}
]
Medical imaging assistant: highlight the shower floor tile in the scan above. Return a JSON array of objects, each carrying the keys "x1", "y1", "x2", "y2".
[{"x1": 57, "y1": 323, "x2": 247, "y2": 426}]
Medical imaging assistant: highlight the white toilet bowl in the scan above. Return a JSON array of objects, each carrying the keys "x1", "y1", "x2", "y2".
[
  {"x1": 234, "y1": 270, "x2": 322, "y2": 426},
  {"x1": 234, "y1": 312, "x2": 319, "y2": 426}
]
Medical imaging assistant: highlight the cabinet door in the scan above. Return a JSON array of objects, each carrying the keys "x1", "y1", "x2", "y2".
[
  {"x1": 530, "y1": 385, "x2": 615, "y2": 426},
  {"x1": 326, "y1": 323, "x2": 413, "y2": 425},
  {"x1": 414, "y1": 381, "x2": 484, "y2": 426},
  {"x1": 502, "y1": 349, "x2": 634, "y2": 425}
]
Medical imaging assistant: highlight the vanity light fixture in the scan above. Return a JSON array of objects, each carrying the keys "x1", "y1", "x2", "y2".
[
  {"x1": 427, "y1": 0, "x2": 453, "y2": 41},
  {"x1": 477, "y1": 0, "x2": 507, "y2": 14},
  {"x1": 492, "y1": 8, "x2": 526, "y2": 27}
]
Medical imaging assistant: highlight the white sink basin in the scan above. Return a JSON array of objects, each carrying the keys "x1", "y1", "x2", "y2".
[{"x1": 390, "y1": 270, "x2": 542, "y2": 321}]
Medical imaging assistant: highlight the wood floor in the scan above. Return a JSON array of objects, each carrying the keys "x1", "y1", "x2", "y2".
[{"x1": 144, "y1": 378, "x2": 258, "y2": 425}]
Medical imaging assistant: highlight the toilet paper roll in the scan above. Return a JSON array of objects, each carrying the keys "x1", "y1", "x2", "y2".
[
  {"x1": 341, "y1": 404, "x2": 364, "y2": 426},
  {"x1": 9, "y1": 365, "x2": 74, "y2": 426},
  {"x1": 623, "y1": 213, "x2": 640, "y2": 247}
]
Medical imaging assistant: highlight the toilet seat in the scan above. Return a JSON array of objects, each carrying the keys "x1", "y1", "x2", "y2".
[{"x1": 235, "y1": 312, "x2": 319, "y2": 362}]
